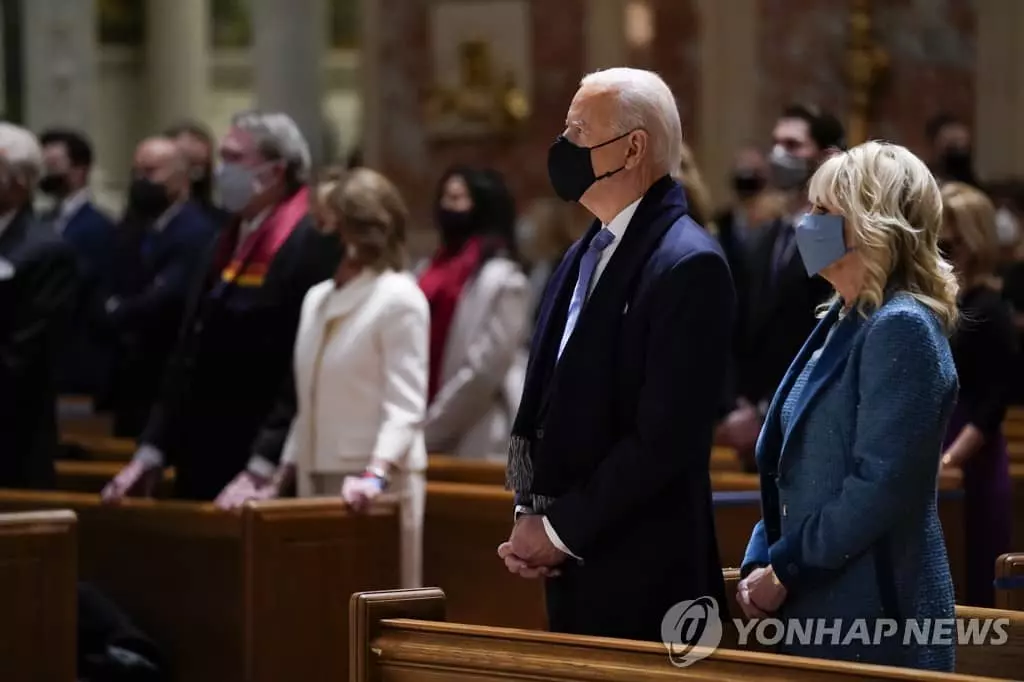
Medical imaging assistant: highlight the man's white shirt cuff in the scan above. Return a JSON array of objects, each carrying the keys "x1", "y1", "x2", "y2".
[
  {"x1": 133, "y1": 444, "x2": 165, "y2": 469},
  {"x1": 542, "y1": 516, "x2": 581, "y2": 560}
]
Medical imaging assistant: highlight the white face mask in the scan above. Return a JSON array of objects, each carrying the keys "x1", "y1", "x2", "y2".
[
  {"x1": 215, "y1": 161, "x2": 276, "y2": 214},
  {"x1": 996, "y1": 207, "x2": 1021, "y2": 246}
]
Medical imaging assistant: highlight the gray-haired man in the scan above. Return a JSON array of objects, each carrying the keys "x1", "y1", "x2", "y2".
[{"x1": 102, "y1": 111, "x2": 340, "y2": 502}]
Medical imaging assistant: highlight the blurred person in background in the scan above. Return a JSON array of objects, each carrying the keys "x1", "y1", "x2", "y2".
[
  {"x1": 164, "y1": 119, "x2": 228, "y2": 225},
  {"x1": 102, "y1": 111, "x2": 340, "y2": 502},
  {"x1": 927, "y1": 113, "x2": 978, "y2": 187},
  {"x1": 104, "y1": 136, "x2": 216, "y2": 438},
  {"x1": 717, "y1": 104, "x2": 841, "y2": 466},
  {"x1": 670, "y1": 141, "x2": 713, "y2": 229},
  {"x1": 215, "y1": 169, "x2": 429, "y2": 588},
  {"x1": 38, "y1": 128, "x2": 116, "y2": 400},
  {"x1": 938, "y1": 182, "x2": 1015, "y2": 607},
  {"x1": 517, "y1": 197, "x2": 585, "y2": 326},
  {"x1": 0, "y1": 123, "x2": 79, "y2": 488},
  {"x1": 418, "y1": 165, "x2": 528, "y2": 460}
]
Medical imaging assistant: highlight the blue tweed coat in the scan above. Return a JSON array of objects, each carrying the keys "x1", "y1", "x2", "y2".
[{"x1": 741, "y1": 292, "x2": 959, "y2": 671}]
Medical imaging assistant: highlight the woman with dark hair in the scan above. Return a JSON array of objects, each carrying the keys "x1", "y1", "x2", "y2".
[{"x1": 418, "y1": 165, "x2": 529, "y2": 459}]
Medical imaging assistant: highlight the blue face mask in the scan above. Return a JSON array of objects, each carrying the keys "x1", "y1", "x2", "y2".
[{"x1": 794, "y1": 213, "x2": 848, "y2": 276}]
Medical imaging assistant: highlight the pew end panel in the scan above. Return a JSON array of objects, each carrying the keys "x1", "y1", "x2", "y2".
[
  {"x1": 424, "y1": 482, "x2": 547, "y2": 629},
  {"x1": 0, "y1": 510, "x2": 77, "y2": 682},
  {"x1": 350, "y1": 588, "x2": 447, "y2": 681},
  {"x1": 995, "y1": 553, "x2": 1024, "y2": 611},
  {"x1": 350, "y1": 589, "x2": 1003, "y2": 682},
  {"x1": 243, "y1": 498, "x2": 401, "y2": 682}
]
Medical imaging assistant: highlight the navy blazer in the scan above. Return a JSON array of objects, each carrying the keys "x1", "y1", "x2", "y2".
[
  {"x1": 55, "y1": 201, "x2": 117, "y2": 396},
  {"x1": 518, "y1": 177, "x2": 736, "y2": 641},
  {"x1": 742, "y1": 293, "x2": 958, "y2": 671}
]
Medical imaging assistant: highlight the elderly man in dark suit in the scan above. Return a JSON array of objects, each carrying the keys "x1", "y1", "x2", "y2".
[
  {"x1": 105, "y1": 136, "x2": 215, "y2": 437},
  {"x1": 101, "y1": 111, "x2": 340, "y2": 502},
  {"x1": 0, "y1": 123, "x2": 79, "y2": 488},
  {"x1": 38, "y1": 128, "x2": 116, "y2": 399},
  {"x1": 499, "y1": 67, "x2": 736, "y2": 641}
]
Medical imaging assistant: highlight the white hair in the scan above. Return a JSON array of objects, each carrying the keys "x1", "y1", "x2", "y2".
[
  {"x1": 579, "y1": 68, "x2": 682, "y2": 176},
  {"x1": 0, "y1": 122, "x2": 43, "y2": 187},
  {"x1": 230, "y1": 110, "x2": 312, "y2": 186}
]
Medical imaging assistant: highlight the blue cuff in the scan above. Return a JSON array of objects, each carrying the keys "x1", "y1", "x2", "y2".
[{"x1": 767, "y1": 519, "x2": 835, "y2": 596}]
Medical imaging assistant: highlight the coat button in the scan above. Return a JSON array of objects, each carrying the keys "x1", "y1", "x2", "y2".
[
  {"x1": 194, "y1": 321, "x2": 204, "y2": 334},
  {"x1": 535, "y1": 428, "x2": 544, "y2": 440},
  {"x1": 788, "y1": 563, "x2": 799, "y2": 576}
]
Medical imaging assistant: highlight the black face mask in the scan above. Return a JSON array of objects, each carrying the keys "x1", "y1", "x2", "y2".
[
  {"x1": 732, "y1": 170, "x2": 765, "y2": 197},
  {"x1": 547, "y1": 131, "x2": 633, "y2": 202},
  {"x1": 436, "y1": 208, "x2": 476, "y2": 245},
  {"x1": 940, "y1": 147, "x2": 975, "y2": 184},
  {"x1": 39, "y1": 174, "x2": 70, "y2": 198},
  {"x1": 128, "y1": 178, "x2": 172, "y2": 218}
]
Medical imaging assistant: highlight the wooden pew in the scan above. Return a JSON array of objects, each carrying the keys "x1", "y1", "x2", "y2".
[
  {"x1": 995, "y1": 553, "x2": 1024, "y2": 611},
  {"x1": 350, "y1": 588, "x2": 1017, "y2": 682},
  {"x1": 58, "y1": 395, "x2": 114, "y2": 439},
  {"x1": 0, "y1": 510, "x2": 77, "y2": 682},
  {"x1": 56, "y1": 459, "x2": 175, "y2": 496},
  {"x1": 422, "y1": 481, "x2": 967, "y2": 631},
  {"x1": 0, "y1": 490, "x2": 399, "y2": 682}
]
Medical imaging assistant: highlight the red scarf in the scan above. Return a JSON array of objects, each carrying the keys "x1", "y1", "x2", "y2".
[{"x1": 419, "y1": 237, "x2": 483, "y2": 402}]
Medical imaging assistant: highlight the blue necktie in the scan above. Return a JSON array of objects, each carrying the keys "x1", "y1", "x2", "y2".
[{"x1": 558, "y1": 228, "x2": 616, "y2": 359}]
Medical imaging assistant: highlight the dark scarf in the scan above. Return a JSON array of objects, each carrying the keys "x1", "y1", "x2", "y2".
[{"x1": 418, "y1": 236, "x2": 484, "y2": 402}]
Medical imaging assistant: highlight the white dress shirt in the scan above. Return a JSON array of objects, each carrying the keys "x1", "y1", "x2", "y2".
[{"x1": 539, "y1": 196, "x2": 643, "y2": 560}]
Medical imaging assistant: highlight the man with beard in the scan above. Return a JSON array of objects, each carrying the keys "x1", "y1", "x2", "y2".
[
  {"x1": 104, "y1": 136, "x2": 215, "y2": 437},
  {"x1": 716, "y1": 104, "x2": 843, "y2": 464}
]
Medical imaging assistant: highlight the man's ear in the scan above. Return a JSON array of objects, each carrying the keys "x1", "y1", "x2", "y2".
[{"x1": 625, "y1": 130, "x2": 648, "y2": 169}]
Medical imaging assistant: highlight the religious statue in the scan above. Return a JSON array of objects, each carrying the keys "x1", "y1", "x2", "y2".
[
  {"x1": 426, "y1": 39, "x2": 531, "y2": 137},
  {"x1": 845, "y1": 0, "x2": 889, "y2": 146}
]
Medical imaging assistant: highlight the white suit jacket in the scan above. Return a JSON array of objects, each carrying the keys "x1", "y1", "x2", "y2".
[
  {"x1": 424, "y1": 256, "x2": 529, "y2": 459},
  {"x1": 281, "y1": 269, "x2": 430, "y2": 496}
]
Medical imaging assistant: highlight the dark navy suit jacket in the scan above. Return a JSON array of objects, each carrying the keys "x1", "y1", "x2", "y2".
[
  {"x1": 107, "y1": 201, "x2": 215, "y2": 437},
  {"x1": 55, "y1": 201, "x2": 117, "y2": 396},
  {"x1": 517, "y1": 176, "x2": 736, "y2": 640}
]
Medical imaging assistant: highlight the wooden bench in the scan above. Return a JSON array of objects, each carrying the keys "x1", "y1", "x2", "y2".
[
  {"x1": 995, "y1": 553, "x2": 1024, "y2": 611},
  {"x1": 0, "y1": 490, "x2": 399, "y2": 682},
  {"x1": 350, "y1": 587, "x2": 1020, "y2": 682},
  {"x1": 422, "y1": 482, "x2": 967, "y2": 631},
  {"x1": 0, "y1": 510, "x2": 77, "y2": 682},
  {"x1": 55, "y1": 459, "x2": 175, "y2": 496}
]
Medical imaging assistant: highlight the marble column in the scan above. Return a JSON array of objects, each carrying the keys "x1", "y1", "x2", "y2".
[
  {"x1": 145, "y1": 0, "x2": 209, "y2": 130},
  {"x1": 696, "y1": 0, "x2": 758, "y2": 205},
  {"x1": 586, "y1": 0, "x2": 626, "y2": 72},
  {"x1": 974, "y1": 0, "x2": 1024, "y2": 180},
  {"x1": 252, "y1": 0, "x2": 327, "y2": 166},
  {"x1": 21, "y1": 0, "x2": 96, "y2": 133}
]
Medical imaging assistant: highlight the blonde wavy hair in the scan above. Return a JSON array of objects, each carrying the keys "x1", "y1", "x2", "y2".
[
  {"x1": 940, "y1": 181, "x2": 1000, "y2": 287},
  {"x1": 672, "y1": 141, "x2": 714, "y2": 229},
  {"x1": 807, "y1": 140, "x2": 959, "y2": 334}
]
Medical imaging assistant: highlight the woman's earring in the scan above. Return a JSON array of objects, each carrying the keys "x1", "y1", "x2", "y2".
[{"x1": 346, "y1": 243, "x2": 358, "y2": 260}]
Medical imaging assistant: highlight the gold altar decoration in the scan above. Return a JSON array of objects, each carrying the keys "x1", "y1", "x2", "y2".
[
  {"x1": 844, "y1": 0, "x2": 889, "y2": 146},
  {"x1": 426, "y1": 39, "x2": 530, "y2": 138}
]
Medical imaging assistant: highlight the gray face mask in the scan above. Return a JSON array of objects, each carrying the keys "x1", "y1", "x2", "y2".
[
  {"x1": 769, "y1": 145, "x2": 810, "y2": 191},
  {"x1": 216, "y1": 162, "x2": 264, "y2": 214}
]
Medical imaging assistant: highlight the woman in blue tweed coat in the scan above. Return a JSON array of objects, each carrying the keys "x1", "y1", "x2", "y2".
[{"x1": 738, "y1": 141, "x2": 960, "y2": 672}]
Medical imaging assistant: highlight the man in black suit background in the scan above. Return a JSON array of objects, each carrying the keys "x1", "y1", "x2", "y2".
[
  {"x1": 38, "y1": 129, "x2": 117, "y2": 400},
  {"x1": 499, "y1": 68, "x2": 735, "y2": 641},
  {"x1": 716, "y1": 104, "x2": 843, "y2": 464},
  {"x1": 0, "y1": 123, "x2": 78, "y2": 487},
  {"x1": 105, "y1": 136, "x2": 216, "y2": 437}
]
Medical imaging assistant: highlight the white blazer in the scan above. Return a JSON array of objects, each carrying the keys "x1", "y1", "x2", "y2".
[{"x1": 281, "y1": 269, "x2": 430, "y2": 497}]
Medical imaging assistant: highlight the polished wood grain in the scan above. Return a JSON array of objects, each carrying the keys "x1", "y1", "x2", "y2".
[
  {"x1": 351, "y1": 588, "x2": 1017, "y2": 682},
  {"x1": 0, "y1": 490, "x2": 399, "y2": 682},
  {"x1": 995, "y1": 553, "x2": 1024, "y2": 611},
  {"x1": 0, "y1": 510, "x2": 77, "y2": 682}
]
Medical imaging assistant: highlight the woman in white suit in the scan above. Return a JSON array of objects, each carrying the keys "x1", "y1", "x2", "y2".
[{"x1": 255, "y1": 168, "x2": 429, "y2": 588}]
